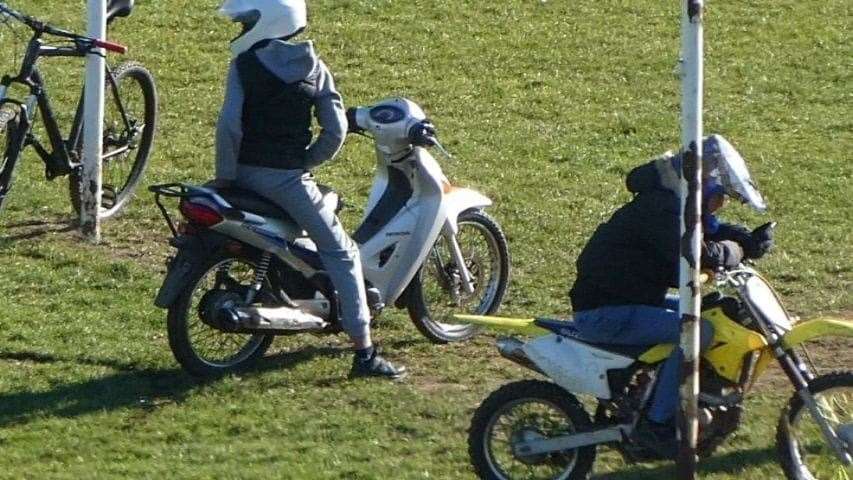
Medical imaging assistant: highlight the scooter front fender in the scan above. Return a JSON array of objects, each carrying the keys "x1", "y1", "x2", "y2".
[
  {"x1": 443, "y1": 187, "x2": 492, "y2": 235},
  {"x1": 782, "y1": 318, "x2": 853, "y2": 349}
]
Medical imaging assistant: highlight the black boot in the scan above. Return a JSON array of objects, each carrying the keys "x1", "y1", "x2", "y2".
[
  {"x1": 633, "y1": 418, "x2": 678, "y2": 459},
  {"x1": 350, "y1": 349, "x2": 407, "y2": 380}
]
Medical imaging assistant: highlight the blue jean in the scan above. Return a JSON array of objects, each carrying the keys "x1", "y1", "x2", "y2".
[{"x1": 572, "y1": 296, "x2": 714, "y2": 423}]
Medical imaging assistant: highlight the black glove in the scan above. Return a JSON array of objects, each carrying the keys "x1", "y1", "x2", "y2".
[
  {"x1": 744, "y1": 221, "x2": 775, "y2": 259},
  {"x1": 346, "y1": 107, "x2": 363, "y2": 134}
]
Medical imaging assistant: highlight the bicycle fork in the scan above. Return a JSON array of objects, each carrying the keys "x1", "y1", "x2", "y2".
[{"x1": 0, "y1": 97, "x2": 33, "y2": 198}]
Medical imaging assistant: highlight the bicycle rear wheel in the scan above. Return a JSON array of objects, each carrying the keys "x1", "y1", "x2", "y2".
[
  {"x1": 69, "y1": 61, "x2": 157, "y2": 219},
  {"x1": 0, "y1": 105, "x2": 26, "y2": 214}
]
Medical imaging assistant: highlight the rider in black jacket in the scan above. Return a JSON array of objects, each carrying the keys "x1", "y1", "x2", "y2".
[
  {"x1": 569, "y1": 135, "x2": 774, "y2": 456},
  {"x1": 570, "y1": 151, "x2": 749, "y2": 313}
]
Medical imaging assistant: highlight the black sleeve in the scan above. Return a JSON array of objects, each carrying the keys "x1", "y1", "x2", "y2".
[{"x1": 708, "y1": 222, "x2": 752, "y2": 245}]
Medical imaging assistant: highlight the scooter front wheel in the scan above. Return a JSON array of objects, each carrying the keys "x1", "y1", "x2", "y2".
[{"x1": 406, "y1": 209, "x2": 509, "y2": 343}]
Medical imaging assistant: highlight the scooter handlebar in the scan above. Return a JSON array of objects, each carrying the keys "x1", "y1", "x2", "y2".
[{"x1": 345, "y1": 107, "x2": 363, "y2": 134}]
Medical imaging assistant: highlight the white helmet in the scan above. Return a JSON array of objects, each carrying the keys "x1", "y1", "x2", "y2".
[
  {"x1": 702, "y1": 135, "x2": 767, "y2": 212},
  {"x1": 219, "y1": 0, "x2": 307, "y2": 57}
]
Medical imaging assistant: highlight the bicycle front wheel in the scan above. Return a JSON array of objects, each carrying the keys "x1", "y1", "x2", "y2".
[
  {"x1": 0, "y1": 104, "x2": 26, "y2": 214},
  {"x1": 69, "y1": 61, "x2": 158, "y2": 219}
]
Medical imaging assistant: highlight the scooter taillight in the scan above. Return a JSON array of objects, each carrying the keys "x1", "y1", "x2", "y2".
[{"x1": 179, "y1": 200, "x2": 223, "y2": 227}]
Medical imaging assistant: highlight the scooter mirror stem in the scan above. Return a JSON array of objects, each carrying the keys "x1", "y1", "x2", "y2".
[{"x1": 433, "y1": 139, "x2": 454, "y2": 160}]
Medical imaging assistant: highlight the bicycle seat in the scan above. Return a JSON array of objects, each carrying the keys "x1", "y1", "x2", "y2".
[
  {"x1": 534, "y1": 318, "x2": 652, "y2": 359},
  {"x1": 211, "y1": 186, "x2": 297, "y2": 224},
  {"x1": 107, "y1": 0, "x2": 134, "y2": 24}
]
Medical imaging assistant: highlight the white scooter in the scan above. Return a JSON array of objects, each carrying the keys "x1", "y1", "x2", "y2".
[{"x1": 150, "y1": 98, "x2": 509, "y2": 377}]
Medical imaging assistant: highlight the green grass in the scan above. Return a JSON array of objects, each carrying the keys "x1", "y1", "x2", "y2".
[{"x1": 0, "y1": 0, "x2": 851, "y2": 478}]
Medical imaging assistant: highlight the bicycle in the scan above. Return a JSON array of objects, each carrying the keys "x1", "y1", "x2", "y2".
[{"x1": 0, "y1": 0, "x2": 157, "y2": 219}]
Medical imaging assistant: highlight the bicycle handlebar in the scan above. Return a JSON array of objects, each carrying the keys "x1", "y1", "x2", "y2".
[
  {"x1": 0, "y1": 2, "x2": 28, "y2": 25},
  {"x1": 93, "y1": 38, "x2": 128, "y2": 54},
  {"x1": 0, "y1": 2, "x2": 127, "y2": 54}
]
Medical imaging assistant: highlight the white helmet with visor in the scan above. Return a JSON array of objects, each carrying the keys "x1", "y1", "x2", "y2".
[
  {"x1": 702, "y1": 135, "x2": 766, "y2": 212},
  {"x1": 219, "y1": 0, "x2": 307, "y2": 57}
]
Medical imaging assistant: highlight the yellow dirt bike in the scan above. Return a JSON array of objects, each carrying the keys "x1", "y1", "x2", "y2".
[{"x1": 460, "y1": 264, "x2": 852, "y2": 480}]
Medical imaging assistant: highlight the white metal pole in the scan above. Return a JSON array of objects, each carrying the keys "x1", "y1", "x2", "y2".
[
  {"x1": 80, "y1": 0, "x2": 106, "y2": 242},
  {"x1": 677, "y1": 0, "x2": 704, "y2": 478}
]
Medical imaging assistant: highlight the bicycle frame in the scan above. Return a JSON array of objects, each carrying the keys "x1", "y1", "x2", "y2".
[{"x1": 0, "y1": 16, "x2": 129, "y2": 180}]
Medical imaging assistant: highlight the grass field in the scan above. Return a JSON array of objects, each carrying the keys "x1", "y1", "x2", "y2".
[{"x1": 0, "y1": 0, "x2": 851, "y2": 478}]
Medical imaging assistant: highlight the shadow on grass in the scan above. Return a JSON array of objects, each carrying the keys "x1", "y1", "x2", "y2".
[
  {"x1": 0, "y1": 217, "x2": 77, "y2": 242},
  {"x1": 592, "y1": 446, "x2": 778, "y2": 479},
  {"x1": 0, "y1": 344, "x2": 357, "y2": 428}
]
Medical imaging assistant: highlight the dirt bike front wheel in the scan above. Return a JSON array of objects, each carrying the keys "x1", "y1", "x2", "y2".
[
  {"x1": 167, "y1": 253, "x2": 274, "y2": 377},
  {"x1": 406, "y1": 209, "x2": 509, "y2": 343},
  {"x1": 469, "y1": 380, "x2": 596, "y2": 480},
  {"x1": 70, "y1": 61, "x2": 157, "y2": 219},
  {"x1": 777, "y1": 371, "x2": 853, "y2": 480}
]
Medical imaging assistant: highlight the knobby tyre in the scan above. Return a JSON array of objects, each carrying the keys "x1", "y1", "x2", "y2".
[
  {"x1": 0, "y1": 105, "x2": 25, "y2": 214},
  {"x1": 407, "y1": 209, "x2": 509, "y2": 343},
  {"x1": 70, "y1": 61, "x2": 157, "y2": 219},
  {"x1": 167, "y1": 252, "x2": 274, "y2": 377},
  {"x1": 776, "y1": 371, "x2": 853, "y2": 480},
  {"x1": 469, "y1": 380, "x2": 596, "y2": 480}
]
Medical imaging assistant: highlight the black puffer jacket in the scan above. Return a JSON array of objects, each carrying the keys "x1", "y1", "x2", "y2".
[{"x1": 569, "y1": 156, "x2": 744, "y2": 312}]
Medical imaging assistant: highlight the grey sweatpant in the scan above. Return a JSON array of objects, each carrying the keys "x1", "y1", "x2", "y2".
[{"x1": 235, "y1": 165, "x2": 371, "y2": 339}]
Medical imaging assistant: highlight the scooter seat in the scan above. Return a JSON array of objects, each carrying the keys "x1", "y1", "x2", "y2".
[
  {"x1": 534, "y1": 318, "x2": 651, "y2": 359},
  {"x1": 211, "y1": 186, "x2": 297, "y2": 223}
]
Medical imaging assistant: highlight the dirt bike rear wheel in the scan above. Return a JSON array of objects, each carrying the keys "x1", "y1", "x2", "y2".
[
  {"x1": 776, "y1": 371, "x2": 853, "y2": 480},
  {"x1": 167, "y1": 253, "x2": 274, "y2": 377},
  {"x1": 469, "y1": 380, "x2": 596, "y2": 480}
]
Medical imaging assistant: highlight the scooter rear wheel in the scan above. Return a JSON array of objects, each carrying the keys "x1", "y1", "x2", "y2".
[
  {"x1": 406, "y1": 209, "x2": 509, "y2": 343},
  {"x1": 167, "y1": 253, "x2": 274, "y2": 377}
]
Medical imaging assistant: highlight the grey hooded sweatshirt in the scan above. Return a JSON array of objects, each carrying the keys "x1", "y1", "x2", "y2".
[{"x1": 215, "y1": 40, "x2": 347, "y2": 179}]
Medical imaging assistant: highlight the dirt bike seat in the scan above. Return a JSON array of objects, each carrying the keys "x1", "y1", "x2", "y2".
[
  {"x1": 107, "y1": 0, "x2": 134, "y2": 24},
  {"x1": 210, "y1": 186, "x2": 297, "y2": 223},
  {"x1": 534, "y1": 318, "x2": 651, "y2": 359}
]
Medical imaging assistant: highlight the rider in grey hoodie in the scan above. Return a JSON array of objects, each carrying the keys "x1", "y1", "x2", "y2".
[{"x1": 215, "y1": 0, "x2": 405, "y2": 379}]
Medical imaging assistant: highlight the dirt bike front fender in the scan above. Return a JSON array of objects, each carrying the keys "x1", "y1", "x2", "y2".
[{"x1": 782, "y1": 318, "x2": 853, "y2": 349}]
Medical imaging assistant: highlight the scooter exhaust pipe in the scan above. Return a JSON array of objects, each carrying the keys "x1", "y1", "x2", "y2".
[
  {"x1": 496, "y1": 337, "x2": 543, "y2": 374},
  {"x1": 236, "y1": 305, "x2": 328, "y2": 332}
]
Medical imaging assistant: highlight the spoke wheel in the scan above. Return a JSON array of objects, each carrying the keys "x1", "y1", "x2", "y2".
[
  {"x1": 777, "y1": 371, "x2": 853, "y2": 480},
  {"x1": 407, "y1": 209, "x2": 509, "y2": 343},
  {"x1": 469, "y1": 380, "x2": 595, "y2": 480},
  {"x1": 70, "y1": 62, "x2": 157, "y2": 218},
  {"x1": 0, "y1": 105, "x2": 24, "y2": 214},
  {"x1": 167, "y1": 254, "x2": 273, "y2": 377}
]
